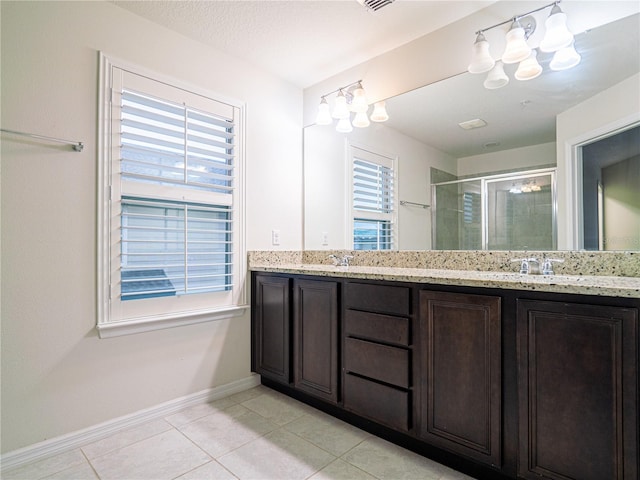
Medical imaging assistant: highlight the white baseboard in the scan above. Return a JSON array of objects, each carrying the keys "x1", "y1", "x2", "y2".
[{"x1": 0, "y1": 374, "x2": 261, "y2": 473}]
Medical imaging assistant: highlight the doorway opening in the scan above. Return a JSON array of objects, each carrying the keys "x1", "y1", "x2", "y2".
[{"x1": 580, "y1": 124, "x2": 640, "y2": 251}]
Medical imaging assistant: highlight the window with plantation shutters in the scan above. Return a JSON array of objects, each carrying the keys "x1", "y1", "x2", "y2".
[
  {"x1": 98, "y1": 56, "x2": 246, "y2": 337},
  {"x1": 351, "y1": 146, "x2": 396, "y2": 250}
]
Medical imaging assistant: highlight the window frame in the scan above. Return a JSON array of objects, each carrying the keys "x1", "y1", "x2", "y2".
[
  {"x1": 97, "y1": 53, "x2": 247, "y2": 338},
  {"x1": 348, "y1": 143, "x2": 398, "y2": 251}
]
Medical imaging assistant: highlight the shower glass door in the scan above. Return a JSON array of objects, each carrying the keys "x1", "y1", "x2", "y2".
[
  {"x1": 432, "y1": 168, "x2": 556, "y2": 250},
  {"x1": 433, "y1": 179, "x2": 482, "y2": 250},
  {"x1": 485, "y1": 171, "x2": 556, "y2": 250}
]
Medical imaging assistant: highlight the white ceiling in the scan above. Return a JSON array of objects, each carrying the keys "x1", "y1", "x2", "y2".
[{"x1": 112, "y1": 0, "x2": 497, "y2": 88}]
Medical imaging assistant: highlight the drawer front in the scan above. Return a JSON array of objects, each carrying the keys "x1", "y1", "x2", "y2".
[
  {"x1": 344, "y1": 337, "x2": 410, "y2": 388},
  {"x1": 345, "y1": 309, "x2": 410, "y2": 346},
  {"x1": 344, "y1": 373, "x2": 409, "y2": 431},
  {"x1": 345, "y1": 282, "x2": 410, "y2": 316}
]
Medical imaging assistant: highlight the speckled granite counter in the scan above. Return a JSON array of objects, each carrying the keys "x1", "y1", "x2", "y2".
[{"x1": 249, "y1": 250, "x2": 640, "y2": 298}]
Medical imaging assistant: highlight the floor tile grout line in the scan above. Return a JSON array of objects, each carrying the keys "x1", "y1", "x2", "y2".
[
  {"x1": 79, "y1": 447, "x2": 102, "y2": 480},
  {"x1": 79, "y1": 420, "x2": 174, "y2": 463}
]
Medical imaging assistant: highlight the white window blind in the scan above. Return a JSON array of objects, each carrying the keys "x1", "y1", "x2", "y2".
[
  {"x1": 118, "y1": 88, "x2": 235, "y2": 300},
  {"x1": 351, "y1": 146, "x2": 396, "y2": 250},
  {"x1": 98, "y1": 57, "x2": 245, "y2": 336},
  {"x1": 120, "y1": 199, "x2": 232, "y2": 300},
  {"x1": 121, "y1": 90, "x2": 234, "y2": 196},
  {"x1": 353, "y1": 159, "x2": 394, "y2": 214}
]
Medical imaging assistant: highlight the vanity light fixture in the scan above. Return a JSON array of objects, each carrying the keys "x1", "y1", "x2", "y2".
[
  {"x1": 315, "y1": 80, "x2": 389, "y2": 132},
  {"x1": 549, "y1": 42, "x2": 581, "y2": 71},
  {"x1": 501, "y1": 19, "x2": 532, "y2": 64},
  {"x1": 539, "y1": 3, "x2": 574, "y2": 52},
  {"x1": 515, "y1": 49, "x2": 543, "y2": 80},
  {"x1": 370, "y1": 101, "x2": 389, "y2": 122},
  {"x1": 467, "y1": 1, "x2": 580, "y2": 89},
  {"x1": 484, "y1": 61, "x2": 509, "y2": 89},
  {"x1": 468, "y1": 32, "x2": 495, "y2": 73}
]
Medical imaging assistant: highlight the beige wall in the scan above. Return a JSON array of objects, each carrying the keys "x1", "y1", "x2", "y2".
[
  {"x1": 1, "y1": 1, "x2": 302, "y2": 453},
  {"x1": 457, "y1": 142, "x2": 556, "y2": 178}
]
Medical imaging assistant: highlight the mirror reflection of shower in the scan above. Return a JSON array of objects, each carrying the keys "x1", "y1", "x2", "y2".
[
  {"x1": 432, "y1": 168, "x2": 556, "y2": 250},
  {"x1": 580, "y1": 124, "x2": 640, "y2": 251}
]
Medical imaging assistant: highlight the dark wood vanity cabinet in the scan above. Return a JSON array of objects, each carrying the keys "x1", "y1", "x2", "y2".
[
  {"x1": 252, "y1": 271, "x2": 640, "y2": 480},
  {"x1": 293, "y1": 278, "x2": 339, "y2": 403},
  {"x1": 417, "y1": 290, "x2": 502, "y2": 468},
  {"x1": 342, "y1": 282, "x2": 413, "y2": 431},
  {"x1": 517, "y1": 299, "x2": 638, "y2": 480},
  {"x1": 252, "y1": 274, "x2": 291, "y2": 384}
]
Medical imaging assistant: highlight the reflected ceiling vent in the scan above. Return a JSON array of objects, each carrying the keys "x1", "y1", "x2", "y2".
[
  {"x1": 458, "y1": 118, "x2": 487, "y2": 130},
  {"x1": 357, "y1": 0, "x2": 395, "y2": 12}
]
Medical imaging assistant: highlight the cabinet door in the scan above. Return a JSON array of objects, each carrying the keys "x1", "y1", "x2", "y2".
[
  {"x1": 517, "y1": 300, "x2": 638, "y2": 480},
  {"x1": 252, "y1": 275, "x2": 291, "y2": 385},
  {"x1": 293, "y1": 279, "x2": 339, "y2": 403},
  {"x1": 418, "y1": 290, "x2": 502, "y2": 467}
]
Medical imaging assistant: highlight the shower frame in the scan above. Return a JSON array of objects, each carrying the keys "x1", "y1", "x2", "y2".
[{"x1": 431, "y1": 167, "x2": 557, "y2": 250}]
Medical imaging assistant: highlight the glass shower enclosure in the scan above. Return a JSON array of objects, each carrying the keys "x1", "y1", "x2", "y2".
[{"x1": 432, "y1": 168, "x2": 556, "y2": 250}]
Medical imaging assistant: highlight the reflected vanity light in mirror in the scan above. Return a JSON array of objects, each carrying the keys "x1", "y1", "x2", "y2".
[
  {"x1": 315, "y1": 80, "x2": 387, "y2": 132},
  {"x1": 502, "y1": 19, "x2": 532, "y2": 64},
  {"x1": 370, "y1": 101, "x2": 389, "y2": 122},
  {"x1": 484, "y1": 61, "x2": 509, "y2": 89},
  {"x1": 539, "y1": 4, "x2": 574, "y2": 53},
  {"x1": 515, "y1": 50, "x2": 543, "y2": 80},
  {"x1": 468, "y1": 32, "x2": 495, "y2": 73},
  {"x1": 549, "y1": 43, "x2": 581, "y2": 71}
]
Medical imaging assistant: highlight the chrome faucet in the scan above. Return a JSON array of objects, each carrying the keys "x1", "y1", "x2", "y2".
[
  {"x1": 511, "y1": 256, "x2": 564, "y2": 275},
  {"x1": 511, "y1": 257, "x2": 540, "y2": 275},
  {"x1": 327, "y1": 254, "x2": 354, "y2": 267}
]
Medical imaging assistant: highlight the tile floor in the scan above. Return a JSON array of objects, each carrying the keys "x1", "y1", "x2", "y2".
[{"x1": 3, "y1": 386, "x2": 474, "y2": 480}]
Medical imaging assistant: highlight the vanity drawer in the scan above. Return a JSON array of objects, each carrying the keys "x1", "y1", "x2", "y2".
[
  {"x1": 344, "y1": 337, "x2": 410, "y2": 388},
  {"x1": 344, "y1": 309, "x2": 410, "y2": 346},
  {"x1": 345, "y1": 282, "x2": 410, "y2": 316},
  {"x1": 344, "y1": 373, "x2": 409, "y2": 431}
]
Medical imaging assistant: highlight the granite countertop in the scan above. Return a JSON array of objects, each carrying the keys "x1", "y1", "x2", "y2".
[{"x1": 249, "y1": 263, "x2": 640, "y2": 298}]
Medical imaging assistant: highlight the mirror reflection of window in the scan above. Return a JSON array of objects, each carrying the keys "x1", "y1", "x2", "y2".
[{"x1": 351, "y1": 147, "x2": 396, "y2": 250}]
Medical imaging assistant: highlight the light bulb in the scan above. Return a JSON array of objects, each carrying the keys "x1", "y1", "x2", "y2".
[
  {"x1": 540, "y1": 4, "x2": 574, "y2": 53},
  {"x1": 468, "y1": 32, "x2": 495, "y2": 74},
  {"x1": 332, "y1": 90, "x2": 350, "y2": 119},
  {"x1": 370, "y1": 101, "x2": 389, "y2": 122},
  {"x1": 484, "y1": 61, "x2": 509, "y2": 89},
  {"x1": 502, "y1": 20, "x2": 531, "y2": 64},
  {"x1": 350, "y1": 83, "x2": 368, "y2": 113},
  {"x1": 352, "y1": 111, "x2": 370, "y2": 128},
  {"x1": 315, "y1": 97, "x2": 332, "y2": 125},
  {"x1": 336, "y1": 117, "x2": 353, "y2": 133},
  {"x1": 515, "y1": 49, "x2": 542, "y2": 81},
  {"x1": 550, "y1": 43, "x2": 581, "y2": 71}
]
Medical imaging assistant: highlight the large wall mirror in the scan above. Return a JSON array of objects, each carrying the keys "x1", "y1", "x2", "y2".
[{"x1": 303, "y1": 12, "x2": 639, "y2": 252}]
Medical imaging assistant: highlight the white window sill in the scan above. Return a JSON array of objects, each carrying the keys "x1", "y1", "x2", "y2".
[{"x1": 96, "y1": 305, "x2": 249, "y2": 338}]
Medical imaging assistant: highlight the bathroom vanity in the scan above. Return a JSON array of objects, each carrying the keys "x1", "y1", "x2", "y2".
[{"x1": 250, "y1": 255, "x2": 639, "y2": 480}]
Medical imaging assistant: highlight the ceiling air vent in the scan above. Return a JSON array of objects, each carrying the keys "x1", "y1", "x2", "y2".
[{"x1": 357, "y1": 0, "x2": 395, "y2": 12}]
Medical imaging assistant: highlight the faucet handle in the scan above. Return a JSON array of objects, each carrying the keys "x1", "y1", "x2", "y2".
[
  {"x1": 511, "y1": 258, "x2": 530, "y2": 275},
  {"x1": 542, "y1": 257, "x2": 564, "y2": 275},
  {"x1": 327, "y1": 254, "x2": 340, "y2": 266},
  {"x1": 342, "y1": 255, "x2": 354, "y2": 266}
]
